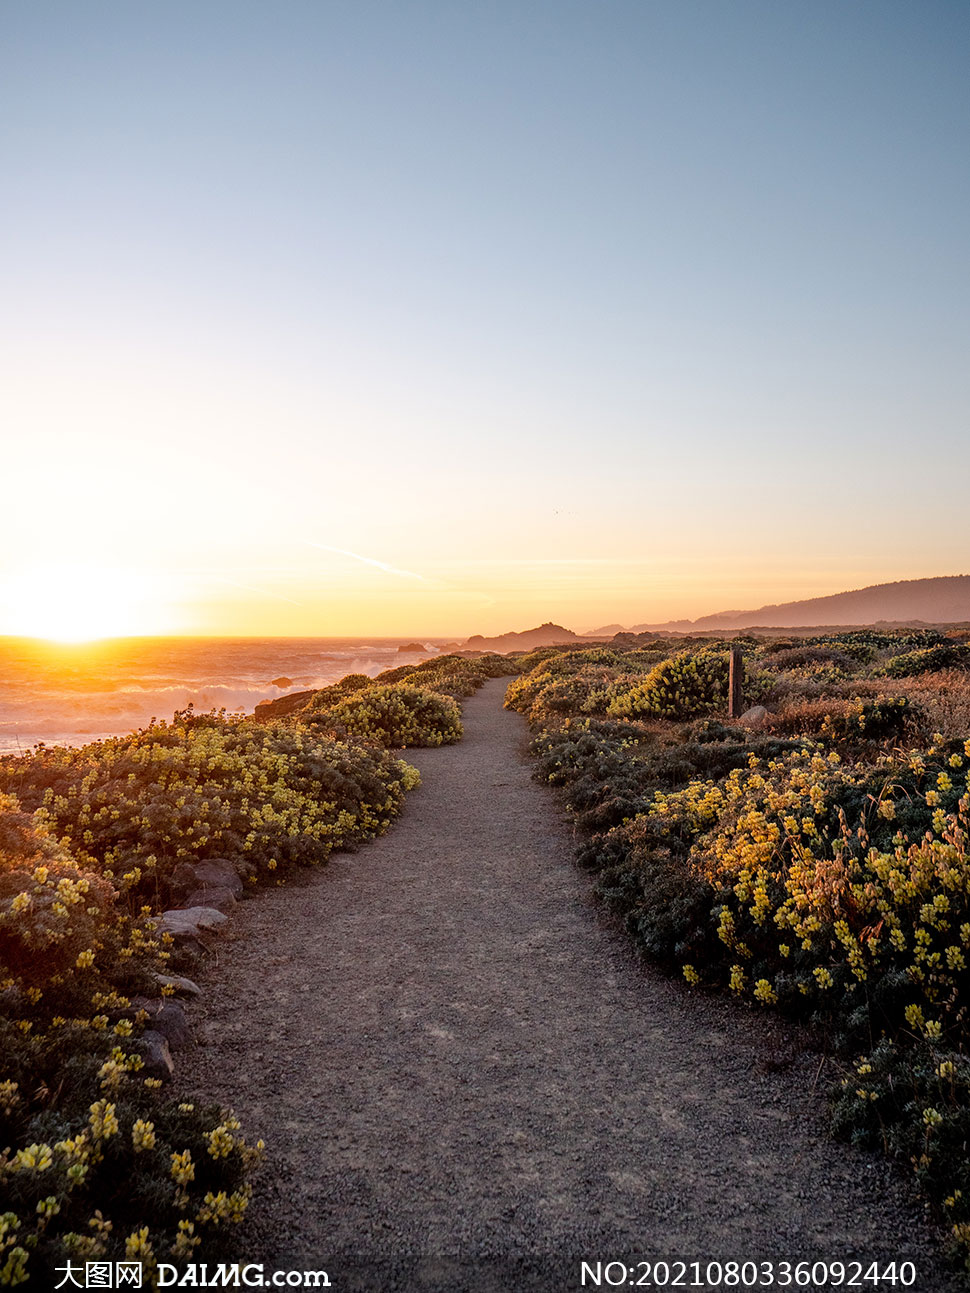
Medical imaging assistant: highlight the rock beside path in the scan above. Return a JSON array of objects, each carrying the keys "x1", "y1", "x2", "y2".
[
  {"x1": 739, "y1": 704, "x2": 769, "y2": 728},
  {"x1": 170, "y1": 858, "x2": 244, "y2": 903},
  {"x1": 157, "y1": 906, "x2": 228, "y2": 939},
  {"x1": 138, "y1": 1030, "x2": 174, "y2": 1082},
  {"x1": 184, "y1": 886, "x2": 237, "y2": 913},
  {"x1": 153, "y1": 972, "x2": 202, "y2": 997},
  {"x1": 136, "y1": 998, "x2": 193, "y2": 1050}
]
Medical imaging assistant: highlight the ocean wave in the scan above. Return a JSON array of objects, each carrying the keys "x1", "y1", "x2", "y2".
[{"x1": 0, "y1": 637, "x2": 444, "y2": 753}]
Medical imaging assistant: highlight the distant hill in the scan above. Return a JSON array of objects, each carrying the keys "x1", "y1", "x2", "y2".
[
  {"x1": 460, "y1": 622, "x2": 583, "y2": 653},
  {"x1": 619, "y1": 576, "x2": 970, "y2": 632},
  {"x1": 585, "y1": 623, "x2": 626, "y2": 637}
]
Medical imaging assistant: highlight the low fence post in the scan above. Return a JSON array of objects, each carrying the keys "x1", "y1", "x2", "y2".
[{"x1": 728, "y1": 645, "x2": 743, "y2": 719}]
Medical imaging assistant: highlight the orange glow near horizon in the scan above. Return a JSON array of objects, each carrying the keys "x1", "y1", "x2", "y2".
[{"x1": 0, "y1": 551, "x2": 957, "y2": 643}]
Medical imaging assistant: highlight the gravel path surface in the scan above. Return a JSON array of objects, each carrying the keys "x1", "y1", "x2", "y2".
[{"x1": 179, "y1": 680, "x2": 960, "y2": 1291}]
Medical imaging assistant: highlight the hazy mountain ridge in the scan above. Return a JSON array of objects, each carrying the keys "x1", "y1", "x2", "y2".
[
  {"x1": 584, "y1": 576, "x2": 970, "y2": 634},
  {"x1": 460, "y1": 578, "x2": 970, "y2": 652}
]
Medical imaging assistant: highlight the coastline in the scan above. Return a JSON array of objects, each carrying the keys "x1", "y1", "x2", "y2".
[{"x1": 0, "y1": 635, "x2": 449, "y2": 753}]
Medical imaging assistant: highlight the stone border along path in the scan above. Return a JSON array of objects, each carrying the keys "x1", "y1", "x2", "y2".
[{"x1": 178, "y1": 678, "x2": 961, "y2": 1292}]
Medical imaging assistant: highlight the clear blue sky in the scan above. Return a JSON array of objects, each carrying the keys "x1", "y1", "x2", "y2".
[{"x1": 1, "y1": 1, "x2": 968, "y2": 635}]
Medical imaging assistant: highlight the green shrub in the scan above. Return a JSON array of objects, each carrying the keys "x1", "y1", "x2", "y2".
[
  {"x1": 824, "y1": 696, "x2": 920, "y2": 743},
  {"x1": 323, "y1": 684, "x2": 462, "y2": 747},
  {"x1": 508, "y1": 666, "x2": 634, "y2": 724},
  {"x1": 0, "y1": 792, "x2": 158, "y2": 1008},
  {"x1": 607, "y1": 649, "x2": 730, "y2": 719},
  {"x1": 504, "y1": 669, "x2": 556, "y2": 716},
  {"x1": 883, "y1": 644, "x2": 970, "y2": 678},
  {"x1": 377, "y1": 652, "x2": 516, "y2": 698},
  {"x1": 831, "y1": 1037, "x2": 970, "y2": 1250},
  {"x1": 304, "y1": 673, "x2": 373, "y2": 712},
  {"x1": 0, "y1": 713, "x2": 419, "y2": 908},
  {"x1": 513, "y1": 645, "x2": 585, "y2": 674},
  {"x1": 0, "y1": 794, "x2": 260, "y2": 1286}
]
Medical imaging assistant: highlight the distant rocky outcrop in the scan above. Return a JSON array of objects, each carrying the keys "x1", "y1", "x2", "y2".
[
  {"x1": 398, "y1": 642, "x2": 428, "y2": 653},
  {"x1": 460, "y1": 622, "x2": 583, "y2": 653},
  {"x1": 255, "y1": 689, "x2": 317, "y2": 721}
]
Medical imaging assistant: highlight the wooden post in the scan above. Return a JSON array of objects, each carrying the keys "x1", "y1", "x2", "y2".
[{"x1": 728, "y1": 645, "x2": 743, "y2": 719}]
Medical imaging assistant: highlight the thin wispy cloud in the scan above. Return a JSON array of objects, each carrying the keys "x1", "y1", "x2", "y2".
[
  {"x1": 307, "y1": 543, "x2": 427, "y2": 583},
  {"x1": 306, "y1": 543, "x2": 494, "y2": 606},
  {"x1": 455, "y1": 558, "x2": 650, "y2": 567},
  {"x1": 212, "y1": 581, "x2": 303, "y2": 610},
  {"x1": 200, "y1": 576, "x2": 305, "y2": 607}
]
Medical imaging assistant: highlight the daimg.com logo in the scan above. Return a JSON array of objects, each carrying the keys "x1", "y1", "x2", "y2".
[{"x1": 55, "y1": 1261, "x2": 143, "y2": 1288}]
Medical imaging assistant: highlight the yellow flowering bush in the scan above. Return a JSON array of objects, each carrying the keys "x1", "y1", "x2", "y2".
[
  {"x1": 0, "y1": 793, "x2": 269, "y2": 1285},
  {"x1": 374, "y1": 652, "x2": 518, "y2": 699},
  {"x1": 517, "y1": 633, "x2": 970, "y2": 1261},
  {"x1": 260, "y1": 652, "x2": 516, "y2": 736},
  {"x1": 606, "y1": 648, "x2": 746, "y2": 720},
  {"x1": 321, "y1": 684, "x2": 463, "y2": 747},
  {"x1": 504, "y1": 668, "x2": 558, "y2": 717},
  {"x1": 0, "y1": 793, "x2": 159, "y2": 1011},
  {"x1": 883, "y1": 643, "x2": 970, "y2": 679},
  {"x1": 0, "y1": 713, "x2": 420, "y2": 906}
]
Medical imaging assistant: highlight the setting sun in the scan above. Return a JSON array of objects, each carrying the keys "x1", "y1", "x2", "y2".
[{"x1": 0, "y1": 565, "x2": 176, "y2": 641}]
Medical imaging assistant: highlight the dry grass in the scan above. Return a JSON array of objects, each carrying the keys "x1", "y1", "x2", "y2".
[
  {"x1": 765, "y1": 674, "x2": 970, "y2": 745},
  {"x1": 889, "y1": 669, "x2": 970, "y2": 741},
  {"x1": 764, "y1": 672, "x2": 884, "y2": 704},
  {"x1": 764, "y1": 696, "x2": 858, "y2": 737},
  {"x1": 765, "y1": 645, "x2": 857, "y2": 672}
]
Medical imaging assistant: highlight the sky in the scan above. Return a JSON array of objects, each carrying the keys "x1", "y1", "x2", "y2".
[{"x1": 1, "y1": 0, "x2": 968, "y2": 638}]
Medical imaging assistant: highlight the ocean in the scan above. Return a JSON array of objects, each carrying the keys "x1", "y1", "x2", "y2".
[{"x1": 0, "y1": 636, "x2": 447, "y2": 753}]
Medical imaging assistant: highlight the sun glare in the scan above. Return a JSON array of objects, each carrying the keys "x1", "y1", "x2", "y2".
[{"x1": 0, "y1": 566, "x2": 171, "y2": 642}]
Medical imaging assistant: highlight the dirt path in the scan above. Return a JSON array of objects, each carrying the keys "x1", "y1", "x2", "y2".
[{"x1": 179, "y1": 680, "x2": 960, "y2": 1291}]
